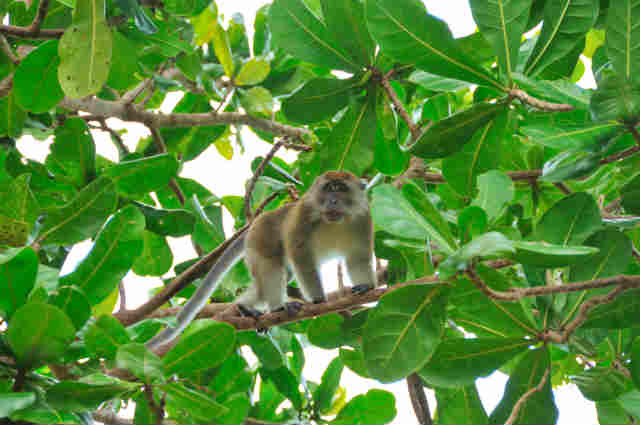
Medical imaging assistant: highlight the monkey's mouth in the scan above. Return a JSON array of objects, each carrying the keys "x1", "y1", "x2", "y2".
[{"x1": 325, "y1": 211, "x2": 344, "y2": 222}]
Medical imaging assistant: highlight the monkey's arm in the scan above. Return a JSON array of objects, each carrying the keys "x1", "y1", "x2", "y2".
[
  {"x1": 346, "y1": 213, "x2": 377, "y2": 293},
  {"x1": 145, "y1": 233, "x2": 246, "y2": 350}
]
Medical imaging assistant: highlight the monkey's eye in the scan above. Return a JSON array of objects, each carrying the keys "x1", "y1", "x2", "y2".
[{"x1": 324, "y1": 181, "x2": 348, "y2": 192}]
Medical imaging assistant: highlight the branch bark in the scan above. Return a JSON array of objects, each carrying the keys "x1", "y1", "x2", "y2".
[
  {"x1": 59, "y1": 96, "x2": 311, "y2": 139},
  {"x1": 504, "y1": 368, "x2": 551, "y2": 425},
  {"x1": 0, "y1": 0, "x2": 63, "y2": 39},
  {"x1": 509, "y1": 89, "x2": 574, "y2": 111},
  {"x1": 407, "y1": 373, "x2": 432, "y2": 425}
]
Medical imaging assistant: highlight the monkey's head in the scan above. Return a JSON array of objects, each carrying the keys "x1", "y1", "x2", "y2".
[{"x1": 309, "y1": 171, "x2": 368, "y2": 223}]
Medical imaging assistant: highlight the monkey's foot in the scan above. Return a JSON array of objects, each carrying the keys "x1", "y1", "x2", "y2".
[
  {"x1": 238, "y1": 304, "x2": 263, "y2": 320},
  {"x1": 272, "y1": 301, "x2": 304, "y2": 316},
  {"x1": 351, "y1": 284, "x2": 373, "y2": 295}
]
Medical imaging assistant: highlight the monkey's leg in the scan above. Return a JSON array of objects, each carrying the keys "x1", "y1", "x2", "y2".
[
  {"x1": 290, "y1": 251, "x2": 326, "y2": 304},
  {"x1": 346, "y1": 251, "x2": 377, "y2": 295}
]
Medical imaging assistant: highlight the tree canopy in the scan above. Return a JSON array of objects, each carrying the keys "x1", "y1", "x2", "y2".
[{"x1": 1, "y1": 0, "x2": 640, "y2": 424}]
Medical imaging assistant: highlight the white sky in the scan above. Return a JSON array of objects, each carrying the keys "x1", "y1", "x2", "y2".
[{"x1": 14, "y1": 1, "x2": 598, "y2": 424}]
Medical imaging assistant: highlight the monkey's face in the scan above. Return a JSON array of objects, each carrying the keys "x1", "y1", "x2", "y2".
[{"x1": 314, "y1": 172, "x2": 367, "y2": 223}]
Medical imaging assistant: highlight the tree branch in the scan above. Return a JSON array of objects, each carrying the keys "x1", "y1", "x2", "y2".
[
  {"x1": 59, "y1": 96, "x2": 311, "y2": 139},
  {"x1": 0, "y1": 0, "x2": 63, "y2": 39},
  {"x1": 509, "y1": 89, "x2": 574, "y2": 112},
  {"x1": 0, "y1": 34, "x2": 18, "y2": 65},
  {"x1": 244, "y1": 140, "x2": 284, "y2": 220},
  {"x1": 380, "y1": 71, "x2": 420, "y2": 140},
  {"x1": 407, "y1": 373, "x2": 432, "y2": 425},
  {"x1": 504, "y1": 368, "x2": 551, "y2": 425}
]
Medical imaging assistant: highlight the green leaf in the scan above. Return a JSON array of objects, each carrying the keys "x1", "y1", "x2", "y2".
[
  {"x1": 489, "y1": 347, "x2": 558, "y2": 425},
  {"x1": 618, "y1": 391, "x2": 640, "y2": 422},
  {"x1": 511, "y1": 72, "x2": 591, "y2": 107},
  {"x1": 235, "y1": 58, "x2": 270, "y2": 86},
  {"x1": 536, "y1": 192, "x2": 601, "y2": 246},
  {"x1": 363, "y1": 285, "x2": 447, "y2": 383},
  {"x1": 186, "y1": 195, "x2": 225, "y2": 252},
  {"x1": 434, "y1": 385, "x2": 489, "y2": 425},
  {"x1": 135, "y1": 202, "x2": 195, "y2": 237},
  {"x1": 132, "y1": 231, "x2": 173, "y2": 276},
  {"x1": 0, "y1": 393, "x2": 36, "y2": 418},
  {"x1": 314, "y1": 357, "x2": 344, "y2": 414},
  {"x1": 163, "y1": 320, "x2": 236, "y2": 377},
  {"x1": 209, "y1": 353, "x2": 253, "y2": 400},
  {"x1": 510, "y1": 240, "x2": 598, "y2": 267},
  {"x1": 38, "y1": 176, "x2": 118, "y2": 245},
  {"x1": 13, "y1": 40, "x2": 64, "y2": 113},
  {"x1": 438, "y1": 232, "x2": 515, "y2": 279},
  {"x1": 419, "y1": 338, "x2": 530, "y2": 388},
  {"x1": 260, "y1": 366, "x2": 303, "y2": 410},
  {"x1": 7, "y1": 302, "x2": 75, "y2": 368},
  {"x1": 163, "y1": 0, "x2": 208, "y2": 16},
  {"x1": 239, "y1": 86, "x2": 274, "y2": 116},
  {"x1": 0, "y1": 247, "x2": 37, "y2": 320},
  {"x1": 46, "y1": 380, "x2": 137, "y2": 411},
  {"x1": 114, "y1": 0, "x2": 158, "y2": 34},
  {"x1": 9, "y1": 402, "x2": 88, "y2": 424},
  {"x1": 59, "y1": 205, "x2": 144, "y2": 305},
  {"x1": 160, "y1": 382, "x2": 229, "y2": 422},
  {"x1": 308, "y1": 313, "x2": 346, "y2": 349},
  {"x1": 85, "y1": 314, "x2": 132, "y2": 361},
  {"x1": 367, "y1": 0, "x2": 502, "y2": 89},
  {"x1": 524, "y1": 0, "x2": 598, "y2": 76},
  {"x1": 583, "y1": 288, "x2": 640, "y2": 328},
  {"x1": 47, "y1": 117, "x2": 96, "y2": 187},
  {"x1": 213, "y1": 393, "x2": 251, "y2": 425},
  {"x1": 632, "y1": 338, "x2": 640, "y2": 389},
  {"x1": 371, "y1": 184, "x2": 456, "y2": 255},
  {"x1": 590, "y1": 74, "x2": 640, "y2": 122},
  {"x1": 573, "y1": 367, "x2": 631, "y2": 401},
  {"x1": 49, "y1": 285, "x2": 91, "y2": 331},
  {"x1": 58, "y1": 0, "x2": 113, "y2": 98},
  {"x1": 210, "y1": 19, "x2": 234, "y2": 77},
  {"x1": 407, "y1": 103, "x2": 507, "y2": 159},
  {"x1": 0, "y1": 91, "x2": 27, "y2": 138},
  {"x1": 473, "y1": 170, "x2": 514, "y2": 221},
  {"x1": 622, "y1": 173, "x2": 640, "y2": 215},
  {"x1": 596, "y1": 400, "x2": 634, "y2": 425},
  {"x1": 520, "y1": 114, "x2": 619, "y2": 151},
  {"x1": 269, "y1": 0, "x2": 361, "y2": 72},
  {"x1": 310, "y1": 96, "x2": 375, "y2": 175},
  {"x1": 105, "y1": 154, "x2": 180, "y2": 196},
  {"x1": 107, "y1": 30, "x2": 140, "y2": 91},
  {"x1": 116, "y1": 343, "x2": 164, "y2": 382},
  {"x1": 238, "y1": 331, "x2": 285, "y2": 370},
  {"x1": 331, "y1": 389, "x2": 396, "y2": 425},
  {"x1": 469, "y1": 0, "x2": 533, "y2": 77},
  {"x1": 322, "y1": 0, "x2": 375, "y2": 67},
  {"x1": 443, "y1": 111, "x2": 506, "y2": 197},
  {"x1": 374, "y1": 126, "x2": 409, "y2": 176},
  {"x1": 401, "y1": 182, "x2": 457, "y2": 254},
  {"x1": 540, "y1": 150, "x2": 602, "y2": 182},
  {"x1": 606, "y1": 0, "x2": 640, "y2": 79},
  {"x1": 0, "y1": 174, "x2": 39, "y2": 247},
  {"x1": 569, "y1": 229, "x2": 632, "y2": 282},
  {"x1": 281, "y1": 77, "x2": 359, "y2": 124}
]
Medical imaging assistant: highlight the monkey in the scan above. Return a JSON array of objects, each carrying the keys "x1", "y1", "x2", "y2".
[{"x1": 145, "y1": 171, "x2": 376, "y2": 350}]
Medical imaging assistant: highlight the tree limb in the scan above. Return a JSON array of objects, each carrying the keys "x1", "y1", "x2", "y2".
[
  {"x1": 59, "y1": 96, "x2": 311, "y2": 139},
  {"x1": 244, "y1": 140, "x2": 284, "y2": 220},
  {"x1": 504, "y1": 368, "x2": 551, "y2": 425},
  {"x1": 509, "y1": 89, "x2": 574, "y2": 112},
  {"x1": 0, "y1": 0, "x2": 63, "y2": 39},
  {"x1": 407, "y1": 373, "x2": 432, "y2": 425}
]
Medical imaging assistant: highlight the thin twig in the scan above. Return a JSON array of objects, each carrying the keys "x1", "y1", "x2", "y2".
[
  {"x1": 148, "y1": 125, "x2": 185, "y2": 204},
  {"x1": 0, "y1": 0, "x2": 62, "y2": 39},
  {"x1": 509, "y1": 89, "x2": 574, "y2": 112},
  {"x1": 380, "y1": 71, "x2": 420, "y2": 140},
  {"x1": 117, "y1": 281, "x2": 127, "y2": 313},
  {"x1": 89, "y1": 119, "x2": 130, "y2": 157},
  {"x1": 553, "y1": 182, "x2": 572, "y2": 195},
  {"x1": 504, "y1": 368, "x2": 551, "y2": 425},
  {"x1": 122, "y1": 79, "x2": 153, "y2": 105},
  {"x1": 244, "y1": 140, "x2": 284, "y2": 220},
  {"x1": 600, "y1": 145, "x2": 640, "y2": 165},
  {"x1": 407, "y1": 373, "x2": 432, "y2": 425},
  {"x1": 0, "y1": 34, "x2": 18, "y2": 65}
]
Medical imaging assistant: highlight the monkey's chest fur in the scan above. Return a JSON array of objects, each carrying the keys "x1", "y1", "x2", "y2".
[{"x1": 309, "y1": 221, "x2": 359, "y2": 263}]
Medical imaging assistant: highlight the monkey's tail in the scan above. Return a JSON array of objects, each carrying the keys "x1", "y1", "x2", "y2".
[{"x1": 145, "y1": 234, "x2": 246, "y2": 351}]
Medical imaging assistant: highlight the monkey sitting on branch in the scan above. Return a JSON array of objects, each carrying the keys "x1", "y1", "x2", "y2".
[{"x1": 146, "y1": 171, "x2": 376, "y2": 350}]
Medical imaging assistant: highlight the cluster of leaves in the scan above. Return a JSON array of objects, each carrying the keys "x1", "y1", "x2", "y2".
[{"x1": 1, "y1": 0, "x2": 640, "y2": 423}]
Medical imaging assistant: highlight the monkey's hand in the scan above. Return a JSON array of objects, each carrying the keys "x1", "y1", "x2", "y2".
[
  {"x1": 351, "y1": 284, "x2": 374, "y2": 295},
  {"x1": 272, "y1": 301, "x2": 304, "y2": 316}
]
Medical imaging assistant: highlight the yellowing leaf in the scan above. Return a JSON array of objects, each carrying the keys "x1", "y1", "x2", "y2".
[
  {"x1": 92, "y1": 284, "x2": 119, "y2": 316},
  {"x1": 214, "y1": 137, "x2": 233, "y2": 160},
  {"x1": 235, "y1": 58, "x2": 270, "y2": 86},
  {"x1": 193, "y1": 5, "x2": 217, "y2": 45},
  {"x1": 210, "y1": 21, "x2": 234, "y2": 77}
]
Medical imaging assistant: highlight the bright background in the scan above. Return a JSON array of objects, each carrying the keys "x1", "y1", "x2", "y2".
[{"x1": 14, "y1": 1, "x2": 599, "y2": 423}]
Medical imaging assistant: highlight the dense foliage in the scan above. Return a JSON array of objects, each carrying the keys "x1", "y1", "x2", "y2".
[{"x1": 1, "y1": 0, "x2": 640, "y2": 423}]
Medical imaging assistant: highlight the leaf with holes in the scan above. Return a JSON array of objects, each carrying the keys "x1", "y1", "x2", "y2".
[{"x1": 58, "y1": 0, "x2": 113, "y2": 98}]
